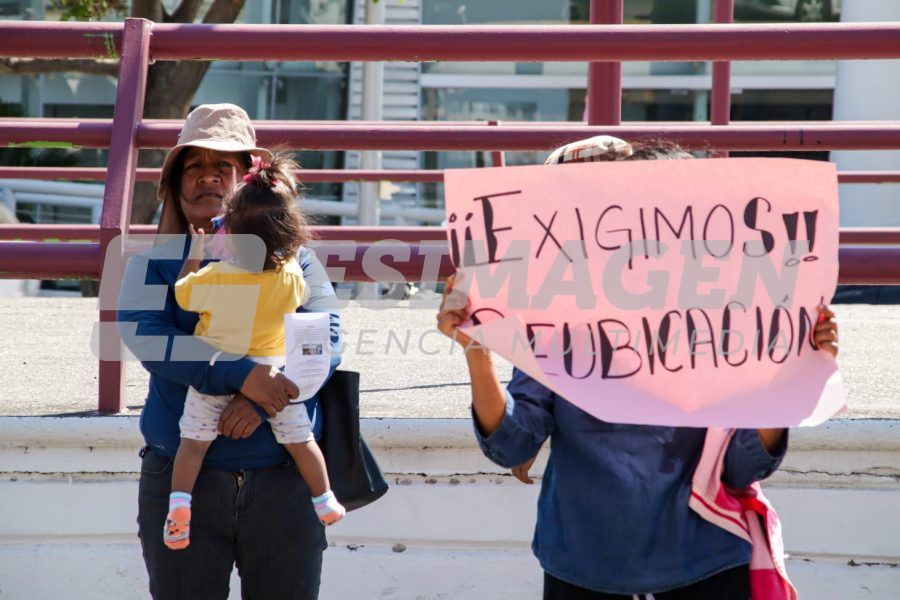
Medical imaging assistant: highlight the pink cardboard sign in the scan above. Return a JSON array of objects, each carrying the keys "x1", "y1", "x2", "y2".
[{"x1": 444, "y1": 158, "x2": 845, "y2": 427}]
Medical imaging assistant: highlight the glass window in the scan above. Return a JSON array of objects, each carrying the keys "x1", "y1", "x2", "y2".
[
  {"x1": 422, "y1": 87, "x2": 581, "y2": 122},
  {"x1": 421, "y1": 86, "x2": 582, "y2": 203},
  {"x1": 424, "y1": 0, "x2": 582, "y2": 24},
  {"x1": 730, "y1": 89, "x2": 834, "y2": 161},
  {"x1": 272, "y1": 74, "x2": 348, "y2": 201},
  {"x1": 423, "y1": 0, "x2": 580, "y2": 76},
  {"x1": 623, "y1": 89, "x2": 700, "y2": 121},
  {"x1": 734, "y1": 0, "x2": 840, "y2": 23},
  {"x1": 200, "y1": 0, "x2": 352, "y2": 201},
  {"x1": 421, "y1": 0, "x2": 837, "y2": 78},
  {"x1": 275, "y1": 0, "x2": 348, "y2": 25},
  {"x1": 15, "y1": 202, "x2": 93, "y2": 224},
  {"x1": 194, "y1": 71, "x2": 273, "y2": 118},
  {"x1": 0, "y1": 0, "x2": 40, "y2": 19},
  {"x1": 43, "y1": 103, "x2": 113, "y2": 119},
  {"x1": 423, "y1": 87, "x2": 703, "y2": 125},
  {"x1": 731, "y1": 89, "x2": 833, "y2": 121},
  {"x1": 425, "y1": 0, "x2": 839, "y2": 25},
  {"x1": 420, "y1": 86, "x2": 832, "y2": 205}
]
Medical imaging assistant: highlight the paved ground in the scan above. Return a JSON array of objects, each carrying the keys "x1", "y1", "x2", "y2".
[{"x1": 1, "y1": 297, "x2": 898, "y2": 418}]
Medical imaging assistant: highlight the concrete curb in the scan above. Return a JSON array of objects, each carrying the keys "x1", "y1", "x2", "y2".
[{"x1": 0, "y1": 415, "x2": 898, "y2": 450}]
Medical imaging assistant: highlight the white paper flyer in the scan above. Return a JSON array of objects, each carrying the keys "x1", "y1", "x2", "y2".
[{"x1": 284, "y1": 312, "x2": 332, "y2": 402}]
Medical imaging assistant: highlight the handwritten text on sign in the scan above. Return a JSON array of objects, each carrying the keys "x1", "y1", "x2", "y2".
[{"x1": 444, "y1": 158, "x2": 845, "y2": 427}]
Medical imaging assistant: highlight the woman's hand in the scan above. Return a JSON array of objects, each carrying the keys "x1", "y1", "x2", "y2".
[
  {"x1": 437, "y1": 272, "x2": 507, "y2": 434},
  {"x1": 218, "y1": 393, "x2": 262, "y2": 439},
  {"x1": 187, "y1": 223, "x2": 207, "y2": 260},
  {"x1": 437, "y1": 273, "x2": 475, "y2": 349},
  {"x1": 239, "y1": 364, "x2": 300, "y2": 418},
  {"x1": 756, "y1": 305, "x2": 838, "y2": 453},
  {"x1": 815, "y1": 304, "x2": 839, "y2": 358},
  {"x1": 178, "y1": 224, "x2": 207, "y2": 281}
]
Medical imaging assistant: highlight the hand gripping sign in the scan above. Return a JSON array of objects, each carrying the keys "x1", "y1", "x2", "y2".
[{"x1": 444, "y1": 158, "x2": 845, "y2": 427}]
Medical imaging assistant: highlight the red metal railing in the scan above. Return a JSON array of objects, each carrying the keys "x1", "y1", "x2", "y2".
[
  {"x1": 2, "y1": 14, "x2": 900, "y2": 411},
  {"x1": 587, "y1": 0, "x2": 623, "y2": 125},
  {"x1": 710, "y1": 0, "x2": 735, "y2": 159},
  {"x1": 4, "y1": 225, "x2": 900, "y2": 246},
  {"x1": 5, "y1": 119, "x2": 900, "y2": 150},
  {"x1": 3, "y1": 167, "x2": 900, "y2": 184},
  {"x1": 5, "y1": 21, "x2": 900, "y2": 61}
]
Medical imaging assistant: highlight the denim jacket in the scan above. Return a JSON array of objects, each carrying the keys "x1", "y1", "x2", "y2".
[{"x1": 475, "y1": 368, "x2": 787, "y2": 595}]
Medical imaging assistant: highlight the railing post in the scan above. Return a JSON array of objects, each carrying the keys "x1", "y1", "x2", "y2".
[
  {"x1": 587, "y1": 0, "x2": 623, "y2": 126},
  {"x1": 488, "y1": 121, "x2": 506, "y2": 167},
  {"x1": 356, "y1": 0, "x2": 387, "y2": 301},
  {"x1": 711, "y1": 0, "x2": 735, "y2": 158},
  {"x1": 97, "y1": 18, "x2": 152, "y2": 414}
]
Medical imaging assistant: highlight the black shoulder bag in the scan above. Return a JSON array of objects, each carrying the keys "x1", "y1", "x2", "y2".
[{"x1": 317, "y1": 370, "x2": 389, "y2": 511}]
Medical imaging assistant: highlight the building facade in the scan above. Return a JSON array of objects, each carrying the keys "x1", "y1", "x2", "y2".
[{"x1": 1, "y1": 0, "x2": 898, "y2": 229}]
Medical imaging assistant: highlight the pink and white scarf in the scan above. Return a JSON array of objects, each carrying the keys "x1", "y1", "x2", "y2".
[{"x1": 690, "y1": 428, "x2": 798, "y2": 600}]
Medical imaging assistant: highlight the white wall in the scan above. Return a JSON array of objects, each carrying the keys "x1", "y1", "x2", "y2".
[{"x1": 0, "y1": 417, "x2": 898, "y2": 599}]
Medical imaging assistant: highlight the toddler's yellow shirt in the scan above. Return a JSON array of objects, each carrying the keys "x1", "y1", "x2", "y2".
[{"x1": 174, "y1": 258, "x2": 308, "y2": 356}]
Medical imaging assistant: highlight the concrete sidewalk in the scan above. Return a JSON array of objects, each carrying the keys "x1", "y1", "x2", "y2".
[{"x1": 1, "y1": 298, "x2": 898, "y2": 418}]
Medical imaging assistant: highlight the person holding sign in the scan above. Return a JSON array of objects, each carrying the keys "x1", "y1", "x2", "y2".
[
  {"x1": 437, "y1": 138, "x2": 840, "y2": 599},
  {"x1": 166, "y1": 153, "x2": 345, "y2": 552}
]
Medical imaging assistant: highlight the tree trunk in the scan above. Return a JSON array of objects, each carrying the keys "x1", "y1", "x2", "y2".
[
  {"x1": 129, "y1": 0, "x2": 247, "y2": 224},
  {"x1": 0, "y1": 0, "x2": 248, "y2": 224},
  {"x1": 130, "y1": 61, "x2": 216, "y2": 224}
]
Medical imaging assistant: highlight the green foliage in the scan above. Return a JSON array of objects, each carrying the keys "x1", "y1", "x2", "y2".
[{"x1": 50, "y1": 0, "x2": 127, "y2": 21}]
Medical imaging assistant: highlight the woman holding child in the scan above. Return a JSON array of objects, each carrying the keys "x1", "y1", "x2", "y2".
[{"x1": 119, "y1": 104, "x2": 341, "y2": 599}]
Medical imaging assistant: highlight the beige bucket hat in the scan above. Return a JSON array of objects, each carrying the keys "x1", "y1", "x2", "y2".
[{"x1": 157, "y1": 103, "x2": 273, "y2": 234}]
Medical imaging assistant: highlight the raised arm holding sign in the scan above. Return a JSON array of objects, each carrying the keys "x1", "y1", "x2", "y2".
[{"x1": 436, "y1": 140, "x2": 839, "y2": 599}]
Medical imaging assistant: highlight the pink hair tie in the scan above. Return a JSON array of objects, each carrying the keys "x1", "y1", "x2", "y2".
[{"x1": 242, "y1": 155, "x2": 273, "y2": 185}]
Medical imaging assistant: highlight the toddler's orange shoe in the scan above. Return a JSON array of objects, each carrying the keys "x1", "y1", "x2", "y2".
[{"x1": 164, "y1": 506, "x2": 191, "y2": 550}]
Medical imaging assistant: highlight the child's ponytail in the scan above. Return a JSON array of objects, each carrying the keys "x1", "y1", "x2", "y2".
[
  {"x1": 224, "y1": 151, "x2": 310, "y2": 270},
  {"x1": 242, "y1": 153, "x2": 300, "y2": 196}
]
